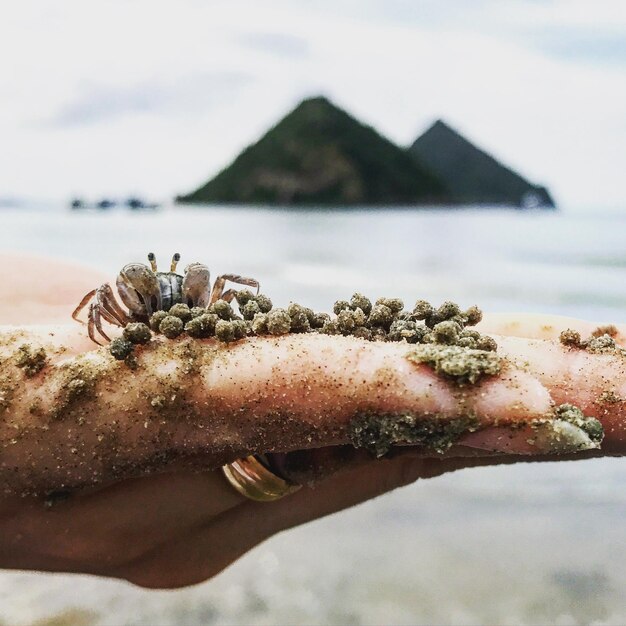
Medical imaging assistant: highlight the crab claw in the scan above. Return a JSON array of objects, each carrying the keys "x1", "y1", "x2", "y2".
[
  {"x1": 182, "y1": 263, "x2": 211, "y2": 308},
  {"x1": 116, "y1": 263, "x2": 162, "y2": 317}
]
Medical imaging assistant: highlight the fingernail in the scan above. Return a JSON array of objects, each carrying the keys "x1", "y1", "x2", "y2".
[
  {"x1": 457, "y1": 405, "x2": 604, "y2": 456},
  {"x1": 529, "y1": 404, "x2": 604, "y2": 454},
  {"x1": 528, "y1": 418, "x2": 602, "y2": 454}
]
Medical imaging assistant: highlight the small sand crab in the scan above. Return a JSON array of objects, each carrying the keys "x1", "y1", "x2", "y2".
[{"x1": 73, "y1": 253, "x2": 259, "y2": 344}]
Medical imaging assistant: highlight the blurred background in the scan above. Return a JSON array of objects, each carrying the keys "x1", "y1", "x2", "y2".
[{"x1": 1, "y1": 1, "x2": 626, "y2": 625}]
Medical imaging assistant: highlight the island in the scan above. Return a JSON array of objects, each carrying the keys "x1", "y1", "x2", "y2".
[
  {"x1": 177, "y1": 96, "x2": 555, "y2": 209},
  {"x1": 177, "y1": 97, "x2": 447, "y2": 206},
  {"x1": 409, "y1": 120, "x2": 555, "y2": 209}
]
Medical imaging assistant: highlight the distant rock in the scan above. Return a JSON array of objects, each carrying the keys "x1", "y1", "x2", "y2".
[
  {"x1": 409, "y1": 120, "x2": 555, "y2": 208},
  {"x1": 126, "y1": 197, "x2": 159, "y2": 210},
  {"x1": 96, "y1": 198, "x2": 116, "y2": 210},
  {"x1": 0, "y1": 196, "x2": 25, "y2": 208},
  {"x1": 177, "y1": 96, "x2": 447, "y2": 206}
]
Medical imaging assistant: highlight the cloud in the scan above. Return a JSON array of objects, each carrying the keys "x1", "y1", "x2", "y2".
[
  {"x1": 239, "y1": 32, "x2": 310, "y2": 58},
  {"x1": 329, "y1": 0, "x2": 626, "y2": 67},
  {"x1": 528, "y1": 29, "x2": 626, "y2": 66},
  {"x1": 43, "y1": 71, "x2": 253, "y2": 127}
]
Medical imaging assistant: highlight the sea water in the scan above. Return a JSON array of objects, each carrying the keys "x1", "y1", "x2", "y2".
[{"x1": 0, "y1": 205, "x2": 625, "y2": 625}]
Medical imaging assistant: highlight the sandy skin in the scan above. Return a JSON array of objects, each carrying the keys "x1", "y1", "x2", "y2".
[
  {"x1": 0, "y1": 254, "x2": 624, "y2": 588},
  {"x1": 0, "y1": 327, "x2": 624, "y2": 496}
]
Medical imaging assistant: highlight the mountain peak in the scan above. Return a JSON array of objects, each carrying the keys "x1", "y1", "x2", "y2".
[
  {"x1": 431, "y1": 119, "x2": 452, "y2": 130},
  {"x1": 423, "y1": 119, "x2": 475, "y2": 145},
  {"x1": 296, "y1": 95, "x2": 334, "y2": 108},
  {"x1": 410, "y1": 120, "x2": 555, "y2": 208}
]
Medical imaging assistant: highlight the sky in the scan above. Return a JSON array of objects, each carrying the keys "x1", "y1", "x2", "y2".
[{"x1": 0, "y1": 0, "x2": 625, "y2": 209}]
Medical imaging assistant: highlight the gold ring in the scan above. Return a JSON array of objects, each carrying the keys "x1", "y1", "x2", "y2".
[{"x1": 222, "y1": 455, "x2": 301, "y2": 502}]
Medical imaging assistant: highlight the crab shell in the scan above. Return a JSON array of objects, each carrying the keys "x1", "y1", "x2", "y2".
[{"x1": 116, "y1": 262, "x2": 211, "y2": 318}]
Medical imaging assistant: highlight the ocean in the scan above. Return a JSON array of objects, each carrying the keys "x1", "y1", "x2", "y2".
[{"x1": 0, "y1": 204, "x2": 625, "y2": 625}]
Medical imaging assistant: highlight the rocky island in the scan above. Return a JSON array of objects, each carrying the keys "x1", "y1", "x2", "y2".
[
  {"x1": 409, "y1": 120, "x2": 555, "y2": 209},
  {"x1": 178, "y1": 96, "x2": 555, "y2": 209}
]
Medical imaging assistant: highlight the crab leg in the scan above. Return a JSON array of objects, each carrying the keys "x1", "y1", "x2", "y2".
[
  {"x1": 216, "y1": 289, "x2": 241, "y2": 304},
  {"x1": 93, "y1": 298, "x2": 121, "y2": 329},
  {"x1": 209, "y1": 274, "x2": 260, "y2": 304},
  {"x1": 93, "y1": 306, "x2": 111, "y2": 343},
  {"x1": 96, "y1": 283, "x2": 131, "y2": 327},
  {"x1": 86, "y1": 304, "x2": 100, "y2": 345},
  {"x1": 87, "y1": 303, "x2": 108, "y2": 345},
  {"x1": 71, "y1": 289, "x2": 97, "y2": 324},
  {"x1": 89, "y1": 287, "x2": 120, "y2": 344},
  {"x1": 83, "y1": 284, "x2": 132, "y2": 346},
  {"x1": 75, "y1": 284, "x2": 130, "y2": 344}
]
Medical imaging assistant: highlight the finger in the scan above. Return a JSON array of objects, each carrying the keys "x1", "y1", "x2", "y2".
[
  {"x1": 495, "y1": 334, "x2": 626, "y2": 452},
  {"x1": 117, "y1": 449, "x2": 601, "y2": 588},
  {"x1": 0, "y1": 467, "x2": 248, "y2": 575},
  {"x1": 251, "y1": 444, "x2": 611, "y2": 545},
  {"x1": 2, "y1": 327, "x2": 625, "y2": 495},
  {"x1": 13, "y1": 468, "x2": 244, "y2": 535},
  {"x1": 111, "y1": 454, "x2": 489, "y2": 588}
]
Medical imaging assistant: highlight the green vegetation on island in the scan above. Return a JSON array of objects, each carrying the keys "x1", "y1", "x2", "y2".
[
  {"x1": 409, "y1": 120, "x2": 555, "y2": 208},
  {"x1": 177, "y1": 97, "x2": 447, "y2": 206}
]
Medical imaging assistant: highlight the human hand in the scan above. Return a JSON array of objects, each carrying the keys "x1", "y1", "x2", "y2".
[{"x1": 0, "y1": 255, "x2": 623, "y2": 588}]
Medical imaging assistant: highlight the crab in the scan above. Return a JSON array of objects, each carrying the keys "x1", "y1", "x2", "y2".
[{"x1": 73, "y1": 253, "x2": 259, "y2": 345}]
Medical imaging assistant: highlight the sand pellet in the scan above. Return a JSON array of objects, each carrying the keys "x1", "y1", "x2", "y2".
[
  {"x1": 267, "y1": 309, "x2": 291, "y2": 335},
  {"x1": 104, "y1": 286, "x2": 499, "y2": 357},
  {"x1": 109, "y1": 338, "x2": 134, "y2": 360},
  {"x1": 209, "y1": 300, "x2": 234, "y2": 320},
  {"x1": 160, "y1": 315, "x2": 184, "y2": 339},
  {"x1": 123, "y1": 323, "x2": 151, "y2": 345},
  {"x1": 168, "y1": 303, "x2": 192, "y2": 324}
]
